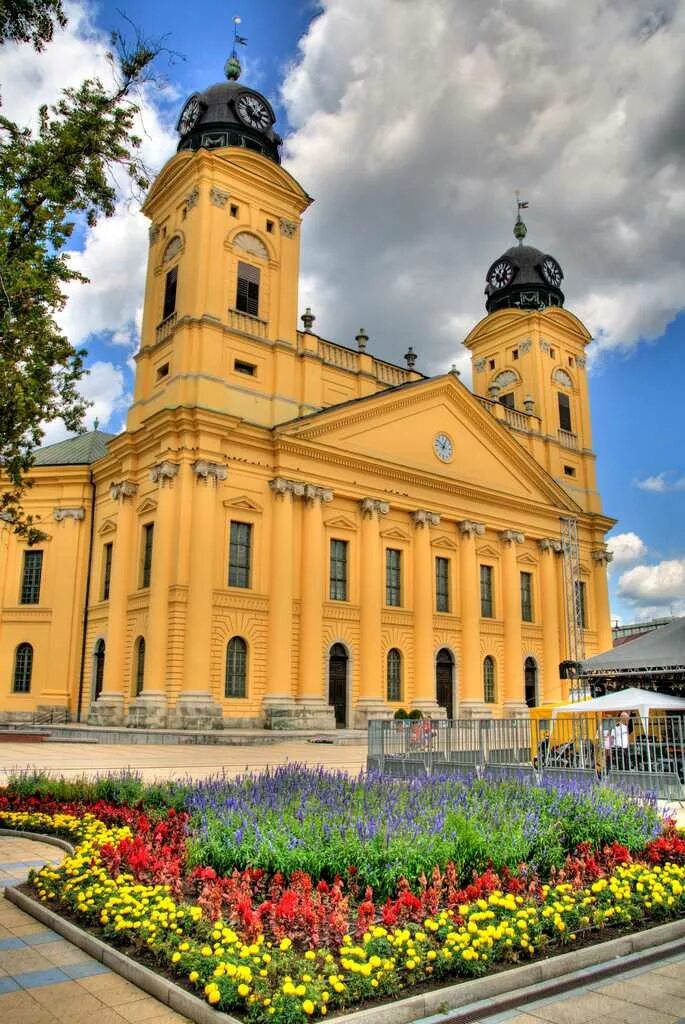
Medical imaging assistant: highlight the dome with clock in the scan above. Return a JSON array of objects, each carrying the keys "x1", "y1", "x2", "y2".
[
  {"x1": 484, "y1": 209, "x2": 565, "y2": 314},
  {"x1": 176, "y1": 53, "x2": 282, "y2": 163}
]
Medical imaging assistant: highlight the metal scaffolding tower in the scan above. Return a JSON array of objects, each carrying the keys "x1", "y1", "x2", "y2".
[{"x1": 561, "y1": 517, "x2": 586, "y2": 699}]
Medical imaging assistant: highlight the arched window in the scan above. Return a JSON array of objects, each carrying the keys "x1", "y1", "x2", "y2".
[
  {"x1": 93, "y1": 639, "x2": 105, "y2": 700},
  {"x1": 524, "y1": 657, "x2": 538, "y2": 708},
  {"x1": 13, "y1": 643, "x2": 33, "y2": 693},
  {"x1": 387, "y1": 648, "x2": 402, "y2": 702},
  {"x1": 226, "y1": 637, "x2": 247, "y2": 698},
  {"x1": 134, "y1": 637, "x2": 146, "y2": 697},
  {"x1": 483, "y1": 656, "x2": 496, "y2": 704}
]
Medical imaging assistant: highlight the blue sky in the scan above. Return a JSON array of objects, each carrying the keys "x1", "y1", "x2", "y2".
[{"x1": 2, "y1": 0, "x2": 683, "y2": 627}]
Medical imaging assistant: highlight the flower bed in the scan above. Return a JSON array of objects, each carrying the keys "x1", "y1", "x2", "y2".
[{"x1": 0, "y1": 770, "x2": 683, "y2": 1024}]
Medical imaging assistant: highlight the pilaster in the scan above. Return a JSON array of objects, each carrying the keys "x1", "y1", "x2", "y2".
[
  {"x1": 297, "y1": 484, "x2": 336, "y2": 729},
  {"x1": 539, "y1": 538, "x2": 563, "y2": 703},
  {"x1": 457, "y1": 520, "x2": 486, "y2": 718},
  {"x1": 263, "y1": 477, "x2": 297, "y2": 728},
  {"x1": 592, "y1": 546, "x2": 613, "y2": 653},
  {"x1": 89, "y1": 480, "x2": 138, "y2": 726},
  {"x1": 354, "y1": 498, "x2": 392, "y2": 729},
  {"x1": 500, "y1": 529, "x2": 527, "y2": 717},
  {"x1": 410, "y1": 510, "x2": 444, "y2": 716}
]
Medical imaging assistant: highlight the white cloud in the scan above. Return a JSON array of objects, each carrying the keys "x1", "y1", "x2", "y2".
[
  {"x1": 282, "y1": 0, "x2": 685, "y2": 369},
  {"x1": 0, "y1": 1, "x2": 177, "y2": 352},
  {"x1": 607, "y1": 532, "x2": 647, "y2": 565},
  {"x1": 633, "y1": 472, "x2": 685, "y2": 492},
  {"x1": 618, "y1": 558, "x2": 685, "y2": 607},
  {"x1": 39, "y1": 361, "x2": 129, "y2": 446}
]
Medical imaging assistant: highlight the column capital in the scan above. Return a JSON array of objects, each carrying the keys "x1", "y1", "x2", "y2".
[
  {"x1": 359, "y1": 497, "x2": 390, "y2": 519},
  {"x1": 500, "y1": 529, "x2": 525, "y2": 544},
  {"x1": 150, "y1": 461, "x2": 180, "y2": 486},
  {"x1": 192, "y1": 460, "x2": 227, "y2": 485},
  {"x1": 110, "y1": 480, "x2": 138, "y2": 502},
  {"x1": 592, "y1": 547, "x2": 613, "y2": 566},
  {"x1": 52, "y1": 506, "x2": 85, "y2": 522},
  {"x1": 410, "y1": 509, "x2": 440, "y2": 528},
  {"x1": 538, "y1": 537, "x2": 563, "y2": 553},
  {"x1": 458, "y1": 520, "x2": 485, "y2": 537},
  {"x1": 303, "y1": 484, "x2": 334, "y2": 504}
]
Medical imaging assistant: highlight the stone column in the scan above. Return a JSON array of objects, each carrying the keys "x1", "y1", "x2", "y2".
[
  {"x1": 458, "y1": 520, "x2": 488, "y2": 718},
  {"x1": 500, "y1": 530, "x2": 527, "y2": 717},
  {"x1": 539, "y1": 538, "x2": 563, "y2": 703},
  {"x1": 354, "y1": 497, "x2": 391, "y2": 728},
  {"x1": 89, "y1": 481, "x2": 138, "y2": 726},
  {"x1": 128, "y1": 461, "x2": 179, "y2": 728},
  {"x1": 297, "y1": 484, "x2": 336, "y2": 729},
  {"x1": 592, "y1": 547, "x2": 613, "y2": 653},
  {"x1": 410, "y1": 510, "x2": 444, "y2": 716},
  {"x1": 263, "y1": 477, "x2": 298, "y2": 727},
  {"x1": 173, "y1": 460, "x2": 226, "y2": 730}
]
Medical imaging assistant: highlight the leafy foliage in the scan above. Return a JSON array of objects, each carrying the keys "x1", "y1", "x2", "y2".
[
  {"x1": 0, "y1": 11, "x2": 165, "y2": 540},
  {"x1": 0, "y1": 0, "x2": 66, "y2": 51}
]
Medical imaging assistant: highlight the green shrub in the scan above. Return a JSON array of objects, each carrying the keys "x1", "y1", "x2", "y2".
[
  {"x1": 393, "y1": 708, "x2": 408, "y2": 720},
  {"x1": 407, "y1": 709, "x2": 423, "y2": 720}
]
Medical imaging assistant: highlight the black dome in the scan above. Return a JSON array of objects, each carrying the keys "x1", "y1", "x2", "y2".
[
  {"x1": 485, "y1": 241, "x2": 565, "y2": 313},
  {"x1": 176, "y1": 79, "x2": 282, "y2": 163}
]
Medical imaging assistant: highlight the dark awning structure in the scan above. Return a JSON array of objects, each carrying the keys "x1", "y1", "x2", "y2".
[{"x1": 579, "y1": 617, "x2": 685, "y2": 678}]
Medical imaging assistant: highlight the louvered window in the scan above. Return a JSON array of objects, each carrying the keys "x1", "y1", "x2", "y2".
[{"x1": 236, "y1": 261, "x2": 260, "y2": 316}]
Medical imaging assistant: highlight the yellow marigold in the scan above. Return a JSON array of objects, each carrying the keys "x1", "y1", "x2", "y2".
[{"x1": 302, "y1": 1000, "x2": 315, "y2": 1015}]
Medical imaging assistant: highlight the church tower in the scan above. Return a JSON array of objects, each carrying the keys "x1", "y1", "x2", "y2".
[
  {"x1": 464, "y1": 205, "x2": 598, "y2": 515},
  {"x1": 127, "y1": 54, "x2": 313, "y2": 434}
]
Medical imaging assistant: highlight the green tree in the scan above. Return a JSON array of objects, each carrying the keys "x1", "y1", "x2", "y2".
[{"x1": 0, "y1": 6, "x2": 167, "y2": 541}]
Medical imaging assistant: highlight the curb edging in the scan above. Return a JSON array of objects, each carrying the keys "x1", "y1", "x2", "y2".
[{"x1": 3, "y1": 831, "x2": 685, "y2": 1024}]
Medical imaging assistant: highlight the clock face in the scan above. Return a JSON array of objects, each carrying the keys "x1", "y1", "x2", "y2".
[
  {"x1": 433, "y1": 433, "x2": 454, "y2": 463},
  {"x1": 541, "y1": 257, "x2": 563, "y2": 287},
  {"x1": 235, "y1": 92, "x2": 271, "y2": 130},
  {"x1": 488, "y1": 259, "x2": 514, "y2": 290},
  {"x1": 178, "y1": 95, "x2": 201, "y2": 135}
]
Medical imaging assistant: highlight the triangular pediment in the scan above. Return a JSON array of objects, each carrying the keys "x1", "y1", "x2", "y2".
[
  {"x1": 223, "y1": 495, "x2": 262, "y2": 513},
  {"x1": 517, "y1": 552, "x2": 538, "y2": 566},
  {"x1": 277, "y1": 375, "x2": 580, "y2": 513},
  {"x1": 324, "y1": 515, "x2": 357, "y2": 531},
  {"x1": 98, "y1": 518, "x2": 117, "y2": 536},
  {"x1": 380, "y1": 526, "x2": 410, "y2": 542},
  {"x1": 432, "y1": 534, "x2": 457, "y2": 550},
  {"x1": 137, "y1": 497, "x2": 157, "y2": 515},
  {"x1": 477, "y1": 543, "x2": 501, "y2": 559}
]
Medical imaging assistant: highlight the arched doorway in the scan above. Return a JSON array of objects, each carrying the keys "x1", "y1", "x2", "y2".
[
  {"x1": 436, "y1": 648, "x2": 454, "y2": 719},
  {"x1": 93, "y1": 639, "x2": 105, "y2": 700},
  {"x1": 524, "y1": 657, "x2": 538, "y2": 708},
  {"x1": 328, "y1": 643, "x2": 348, "y2": 728}
]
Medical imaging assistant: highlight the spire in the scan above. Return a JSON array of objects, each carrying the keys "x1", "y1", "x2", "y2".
[
  {"x1": 513, "y1": 190, "x2": 528, "y2": 245},
  {"x1": 225, "y1": 14, "x2": 247, "y2": 80}
]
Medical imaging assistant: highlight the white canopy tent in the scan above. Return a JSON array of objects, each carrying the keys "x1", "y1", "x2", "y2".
[{"x1": 552, "y1": 687, "x2": 685, "y2": 720}]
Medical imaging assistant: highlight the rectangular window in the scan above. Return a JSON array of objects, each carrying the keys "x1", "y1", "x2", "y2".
[
  {"x1": 558, "y1": 392, "x2": 572, "y2": 432},
  {"x1": 102, "y1": 542, "x2": 113, "y2": 601},
  {"x1": 386, "y1": 548, "x2": 402, "y2": 607},
  {"x1": 520, "y1": 571, "x2": 533, "y2": 623},
  {"x1": 435, "y1": 557, "x2": 450, "y2": 613},
  {"x1": 564, "y1": 465, "x2": 576, "y2": 477},
  {"x1": 329, "y1": 539, "x2": 348, "y2": 601},
  {"x1": 480, "y1": 564, "x2": 493, "y2": 618},
  {"x1": 234, "y1": 359, "x2": 256, "y2": 376},
  {"x1": 162, "y1": 266, "x2": 177, "y2": 320},
  {"x1": 512, "y1": 349, "x2": 519, "y2": 360},
  {"x1": 236, "y1": 261, "x2": 260, "y2": 317},
  {"x1": 140, "y1": 523, "x2": 154, "y2": 589},
  {"x1": 228, "y1": 521, "x2": 252, "y2": 588},
  {"x1": 500, "y1": 392, "x2": 515, "y2": 409},
  {"x1": 156, "y1": 362, "x2": 170, "y2": 381},
  {"x1": 575, "y1": 580, "x2": 587, "y2": 629},
  {"x1": 20, "y1": 551, "x2": 43, "y2": 605}
]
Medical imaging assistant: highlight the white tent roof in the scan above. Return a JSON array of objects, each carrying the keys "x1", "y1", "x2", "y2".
[{"x1": 552, "y1": 687, "x2": 685, "y2": 719}]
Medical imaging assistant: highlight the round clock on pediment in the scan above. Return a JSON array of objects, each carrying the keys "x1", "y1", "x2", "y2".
[
  {"x1": 433, "y1": 432, "x2": 454, "y2": 463},
  {"x1": 541, "y1": 256, "x2": 563, "y2": 287},
  {"x1": 488, "y1": 258, "x2": 514, "y2": 291},
  {"x1": 235, "y1": 92, "x2": 272, "y2": 130},
  {"x1": 177, "y1": 94, "x2": 202, "y2": 135}
]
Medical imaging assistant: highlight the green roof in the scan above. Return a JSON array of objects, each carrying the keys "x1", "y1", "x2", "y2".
[{"x1": 33, "y1": 429, "x2": 115, "y2": 467}]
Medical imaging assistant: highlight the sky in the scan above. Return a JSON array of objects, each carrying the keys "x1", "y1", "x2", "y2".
[{"x1": 1, "y1": 0, "x2": 683, "y2": 627}]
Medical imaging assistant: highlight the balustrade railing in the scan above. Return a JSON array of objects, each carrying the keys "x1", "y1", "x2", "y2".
[
  {"x1": 318, "y1": 340, "x2": 359, "y2": 371},
  {"x1": 558, "y1": 428, "x2": 578, "y2": 449},
  {"x1": 372, "y1": 360, "x2": 412, "y2": 387},
  {"x1": 155, "y1": 312, "x2": 177, "y2": 343},
  {"x1": 228, "y1": 308, "x2": 268, "y2": 339}
]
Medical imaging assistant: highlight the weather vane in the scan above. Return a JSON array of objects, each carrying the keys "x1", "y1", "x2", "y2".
[
  {"x1": 225, "y1": 15, "x2": 248, "y2": 80},
  {"x1": 513, "y1": 190, "x2": 528, "y2": 244}
]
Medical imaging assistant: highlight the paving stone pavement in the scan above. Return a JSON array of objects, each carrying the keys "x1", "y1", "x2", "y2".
[{"x1": 0, "y1": 837, "x2": 190, "y2": 1024}]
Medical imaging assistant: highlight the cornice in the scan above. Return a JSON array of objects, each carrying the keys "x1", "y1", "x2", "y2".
[{"x1": 0, "y1": 608, "x2": 53, "y2": 622}]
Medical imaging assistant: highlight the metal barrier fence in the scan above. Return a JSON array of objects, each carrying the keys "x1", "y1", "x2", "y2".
[{"x1": 367, "y1": 714, "x2": 685, "y2": 800}]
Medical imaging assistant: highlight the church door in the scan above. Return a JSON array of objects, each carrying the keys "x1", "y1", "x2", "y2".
[
  {"x1": 524, "y1": 657, "x2": 538, "y2": 708},
  {"x1": 328, "y1": 644, "x2": 348, "y2": 728},
  {"x1": 436, "y1": 648, "x2": 454, "y2": 719}
]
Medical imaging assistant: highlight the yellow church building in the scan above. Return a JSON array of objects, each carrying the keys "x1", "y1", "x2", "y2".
[{"x1": 0, "y1": 59, "x2": 615, "y2": 730}]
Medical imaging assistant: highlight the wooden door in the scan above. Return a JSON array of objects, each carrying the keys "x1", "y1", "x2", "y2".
[
  {"x1": 436, "y1": 649, "x2": 454, "y2": 719},
  {"x1": 328, "y1": 644, "x2": 348, "y2": 728}
]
